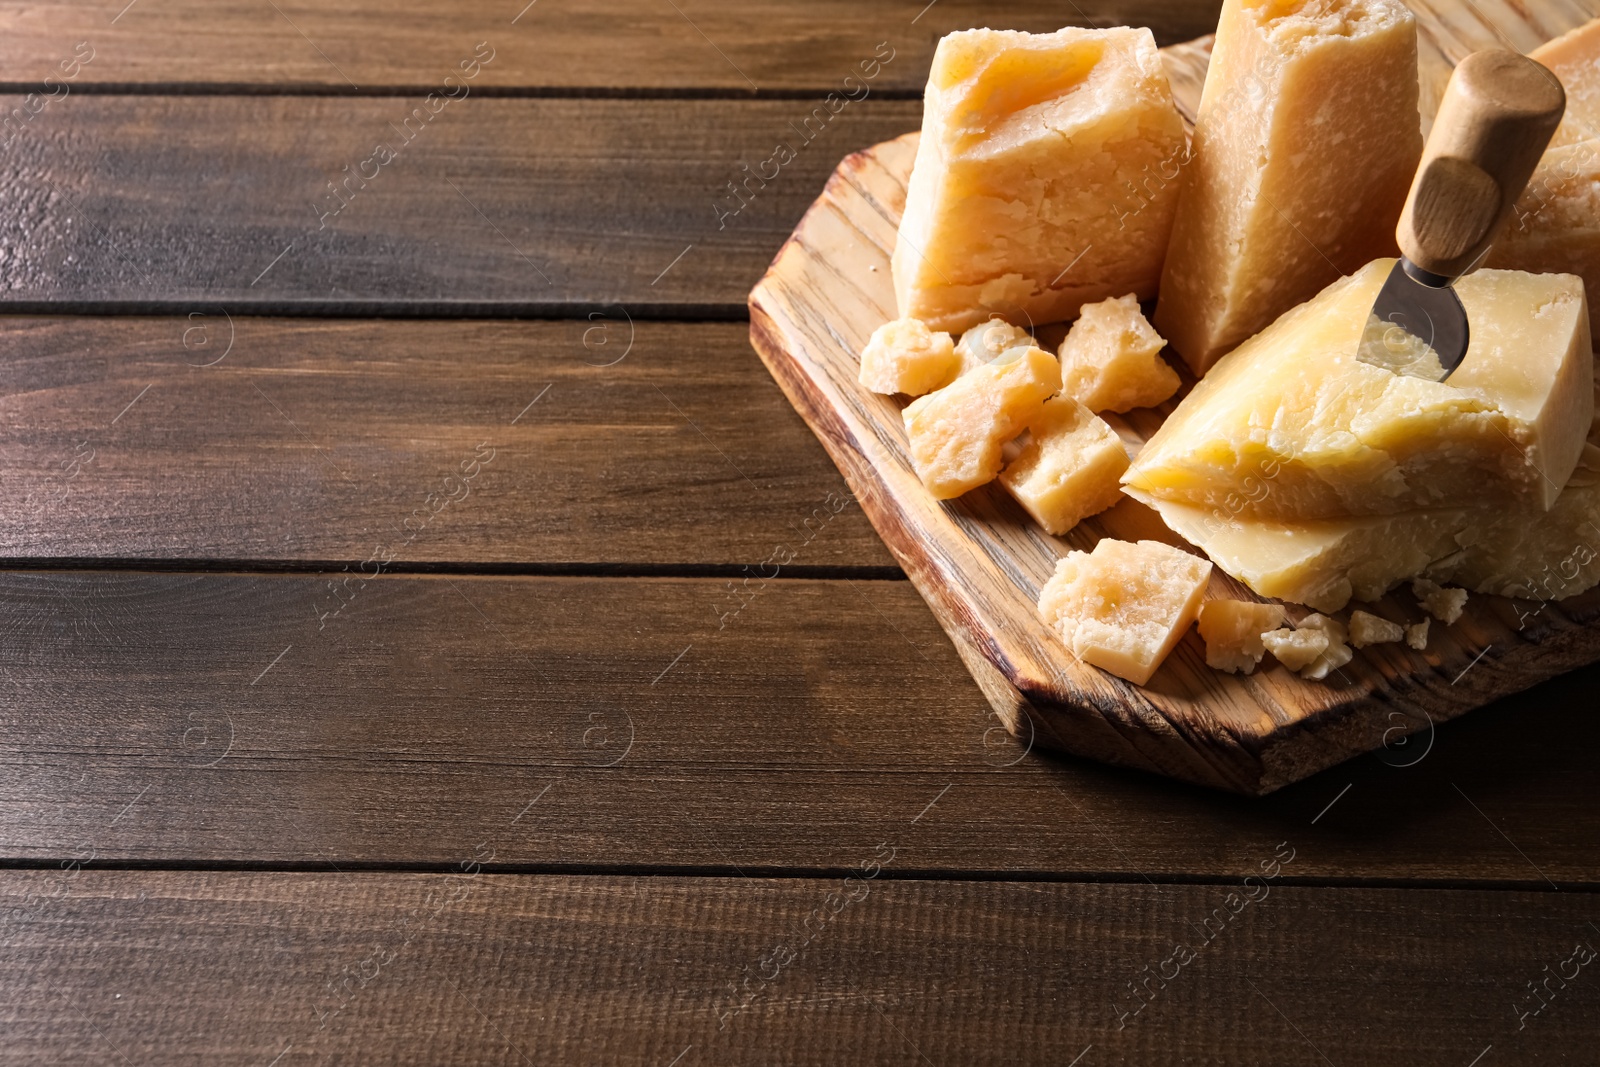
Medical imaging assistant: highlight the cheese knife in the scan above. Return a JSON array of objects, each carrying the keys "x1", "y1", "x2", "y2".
[{"x1": 1359, "y1": 49, "x2": 1565, "y2": 380}]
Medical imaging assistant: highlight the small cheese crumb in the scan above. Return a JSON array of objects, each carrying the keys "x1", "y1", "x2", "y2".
[
  {"x1": 955, "y1": 318, "x2": 1034, "y2": 377},
  {"x1": 999, "y1": 397, "x2": 1129, "y2": 534},
  {"x1": 1260, "y1": 614, "x2": 1353, "y2": 680},
  {"x1": 1405, "y1": 618, "x2": 1430, "y2": 650},
  {"x1": 858, "y1": 317, "x2": 960, "y2": 397},
  {"x1": 1037, "y1": 538, "x2": 1212, "y2": 686},
  {"x1": 1295, "y1": 613, "x2": 1353, "y2": 681},
  {"x1": 903, "y1": 345, "x2": 1062, "y2": 499},
  {"x1": 1058, "y1": 294, "x2": 1181, "y2": 413},
  {"x1": 1197, "y1": 600, "x2": 1287, "y2": 674},
  {"x1": 1412, "y1": 578, "x2": 1468, "y2": 624},
  {"x1": 1348, "y1": 609, "x2": 1404, "y2": 648},
  {"x1": 1262, "y1": 627, "x2": 1328, "y2": 672}
]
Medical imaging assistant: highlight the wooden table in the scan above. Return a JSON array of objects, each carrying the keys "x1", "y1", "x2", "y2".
[{"x1": 1, "y1": 2, "x2": 1596, "y2": 1062}]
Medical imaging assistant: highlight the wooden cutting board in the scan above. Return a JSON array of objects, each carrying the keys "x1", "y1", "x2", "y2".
[{"x1": 747, "y1": 5, "x2": 1600, "y2": 795}]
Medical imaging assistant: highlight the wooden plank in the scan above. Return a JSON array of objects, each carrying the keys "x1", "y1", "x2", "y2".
[
  {"x1": 2, "y1": 570, "x2": 1598, "y2": 885},
  {"x1": 744, "y1": 10, "x2": 1600, "y2": 794},
  {"x1": 0, "y1": 316, "x2": 893, "y2": 568},
  {"x1": 0, "y1": 1, "x2": 1224, "y2": 92},
  {"x1": 0, "y1": 95, "x2": 920, "y2": 314},
  {"x1": 4, "y1": 870, "x2": 1597, "y2": 1064}
]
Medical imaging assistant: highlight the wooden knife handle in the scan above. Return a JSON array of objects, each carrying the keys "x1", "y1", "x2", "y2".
[{"x1": 1397, "y1": 49, "x2": 1565, "y2": 280}]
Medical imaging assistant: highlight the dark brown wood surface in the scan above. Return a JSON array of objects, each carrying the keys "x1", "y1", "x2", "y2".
[
  {"x1": 0, "y1": 0, "x2": 1596, "y2": 1061},
  {"x1": 1, "y1": 569, "x2": 1597, "y2": 886},
  {"x1": 5, "y1": 871, "x2": 1596, "y2": 1066},
  {"x1": 1, "y1": 95, "x2": 920, "y2": 314},
  {"x1": 0, "y1": 317, "x2": 892, "y2": 567},
  {"x1": 0, "y1": 1, "x2": 1224, "y2": 91}
]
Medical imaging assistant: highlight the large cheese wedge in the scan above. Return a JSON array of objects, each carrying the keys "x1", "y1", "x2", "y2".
[
  {"x1": 892, "y1": 27, "x2": 1187, "y2": 334},
  {"x1": 1435, "y1": 441, "x2": 1600, "y2": 603},
  {"x1": 1531, "y1": 18, "x2": 1600, "y2": 147},
  {"x1": 1488, "y1": 23, "x2": 1600, "y2": 342},
  {"x1": 1146, "y1": 497, "x2": 1470, "y2": 611},
  {"x1": 903, "y1": 345, "x2": 1061, "y2": 499},
  {"x1": 1153, "y1": 0, "x2": 1423, "y2": 374},
  {"x1": 1125, "y1": 261, "x2": 1594, "y2": 522},
  {"x1": 1145, "y1": 409, "x2": 1600, "y2": 612}
]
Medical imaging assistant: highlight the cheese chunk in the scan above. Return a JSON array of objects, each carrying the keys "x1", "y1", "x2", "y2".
[
  {"x1": 1058, "y1": 294, "x2": 1181, "y2": 413},
  {"x1": 1198, "y1": 599, "x2": 1287, "y2": 674},
  {"x1": 1000, "y1": 397, "x2": 1129, "y2": 534},
  {"x1": 1146, "y1": 497, "x2": 1470, "y2": 611},
  {"x1": 1295, "y1": 613, "x2": 1353, "y2": 681},
  {"x1": 1126, "y1": 261, "x2": 1595, "y2": 521},
  {"x1": 1153, "y1": 0, "x2": 1422, "y2": 374},
  {"x1": 893, "y1": 27, "x2": 1187, "y2": 334},
  {"x1": 955, "y1": 318, "x2": 1034, "y2": 376},
  {"x1": 1532, "y1": 19, "x2": 1600, "y2": 147},
  {"x1": 1405, "y1": 619, "x2": 1429, "y2": 650},
  {"x1": 1261, "y1": 627, "x2": 1327, "y2": 672},
  {"x1": 903, "y1": 346, "x2": 1061, "y2": 499},
  {"x1": 1411, "y1": 578, "x2": 1467, "y2": 624},
  {"x1": 859, "y1": 318, "x2": 960, "y2": 396},
  {"x1": 1037, "y1": 539, "x2": 1211, "y2": 685},
  {"x1": 1349, "y1": 610, "x2": 1403, "y2": 647}
]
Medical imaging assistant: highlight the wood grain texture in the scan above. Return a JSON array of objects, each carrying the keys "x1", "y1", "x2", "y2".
[
  {"x1": 3, "y1": 570, "x2": 1599, "y2": 885},
  {"x1": 0, "y1": 0, "x2": 1224, "y2": 92},
  {"x1": 0, "y1": 95, "x2": 919, "y2": 313},
  {"x1": 0, "y1": 316, "x2": 892, "y2": 568},
  {"x1": 4, "y1": 870, "x2": 1597, "y2": 1066},
  {"x1": 1409, "y1": 0, "x2": 1600, "y2": 122},
  {"x1": 747, "y1": 26, "x2": 1600, "y2": 795}
]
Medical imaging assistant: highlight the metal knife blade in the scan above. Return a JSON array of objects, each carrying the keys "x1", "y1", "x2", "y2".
[{"x1": 1356, "y1": 259, "x2": 1470, "y2": 382}]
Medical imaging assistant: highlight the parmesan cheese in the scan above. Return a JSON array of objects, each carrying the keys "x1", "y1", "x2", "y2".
[
  {"x1": 858, "y1": 317, "x2": 960, "y2": 396},
  {"x1": 1146, "y1": 451, "x2": 1600, "y2": 612},
  {"x1": 1348, "y1": 610, "x2": 1404, "y2": 647},
  {"x1": 955, "y1": 318, "x2": 1034, "y2": 377},
  {"x1": 1126, "y1": 261, "x2": 1595, "y2": 521},
  {"x1": 999, "y1": 397, "x2": 1130, "y2": 534},
  {"x1": 903, "y1": 345, "x2": 1061, "y2": 499},
  {"x1": 1405, "y1": 618, "x2": 1429, "y2": 650},
  {"x1": 1147, "y1": 498, "x2": 1471, "y2": 612},
  {"x1": 1296, "y1": 613, "x2": 1353, "y2": 681},
  {"x1": 893, "y1": 27, "x2": 1187, "y2": 333},
  {"x1": 1261, "y1": 627, "x2": 1328, "y2": 672},
  {"x1": 1153, "y1": 0, "x2": 1423, "y2": 374},
  {"x1": 1037, "y1": 538, "x2": 1211, "y2": 685},
  {"x1": 1530, "y1": 18, "x2": 1600, "y2": 147},
  {"x1": 1057, "y1": 294, "x2": 1181, "y2": 413},
  {"x1": 1198, "y1": 599, "x2": 1287, "y2": 674},
  {"x1": 1411, "y1": 578, "x2": 1467, "y2": 625},
  {"x1": 1262, "y1": 613, "x2": 1351, "y2": 679}
]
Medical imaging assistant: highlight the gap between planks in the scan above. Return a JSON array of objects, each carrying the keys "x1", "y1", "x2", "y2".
[{"x1": 0, "y1": 856, "x2": 1595, "y2": 894}]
